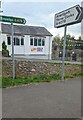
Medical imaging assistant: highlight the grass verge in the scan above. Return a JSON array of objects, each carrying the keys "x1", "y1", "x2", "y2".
[
  {"x1": 2, "y1": 72, "x2": 83, "y2": 88},
  {"x1": 0, "y1": 77, "x2": 2, "y2": 88},
  {"x1": 2, "y1": 73, "x2": 61, "y2": 88}
]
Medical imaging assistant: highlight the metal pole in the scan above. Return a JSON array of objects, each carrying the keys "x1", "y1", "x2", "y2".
[
  {"x1": 11, "y1": 22, "x2": 15, "y2": 79},
  {"x1": 62, "y1": 26, "x2": 67, "y2": 81}
]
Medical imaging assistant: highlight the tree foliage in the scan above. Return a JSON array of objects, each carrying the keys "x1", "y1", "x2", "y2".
[{"x1": 53, "y1": 34, "x2": 78, "y2": 50}]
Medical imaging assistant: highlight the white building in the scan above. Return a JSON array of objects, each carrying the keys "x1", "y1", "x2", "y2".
[
  {"x1": 1, "y1": 23, "x2": 53, "y2": 59},
  {"x1": 0, "y1": 1, "x2": 3, "y2": 52}
]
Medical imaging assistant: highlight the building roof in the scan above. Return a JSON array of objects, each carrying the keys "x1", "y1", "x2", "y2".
[{"x1": 1, "y1": 23, "x2": 53, "y2": 36}]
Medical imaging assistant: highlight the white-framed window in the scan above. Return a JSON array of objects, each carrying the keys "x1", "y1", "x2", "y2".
[
  {"x1": 30, "y1": 37, "x2": 45, "y2": 46},
  {"x1": 38, "y1": 38, "x2": 41, "y2": 46},
  {"x1": 42, "y1": 38, "x2": 45, "y2": 46},
  {"x1": 7, "y1": 36, "x2": 24, "y2": 46},
  {"x1": 14, "y1": 37, "x2": 20, "y2": 45},
  {"x1": 0, "y1": 1, "x2": 1, "y2": 8},
  {"x1": 30, "y1": 38, "x2": 33, "y2": 46},
  {"x1": 7, "y1": 36, "x2": 11, "y2": 45},
  {"x1": 34, "y1": 38, "x2": 37, "y2": 46},
  {"x1": 21, "y1": 37, "x2": 24, "y2": 45}
]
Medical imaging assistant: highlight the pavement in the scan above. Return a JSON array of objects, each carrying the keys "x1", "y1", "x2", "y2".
[
  {"x1": 2, "y1": 57, "x2": 82, "y2": 65},
  {"x1": 2, "y1": 77, "x2": 81, "y2": 118}
]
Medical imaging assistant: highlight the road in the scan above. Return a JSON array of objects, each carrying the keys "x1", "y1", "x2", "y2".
[{"x1": 2, "y1": 77, "x2": 81, "y2": 118}]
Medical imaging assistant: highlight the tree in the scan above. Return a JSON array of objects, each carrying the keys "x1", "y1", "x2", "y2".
[
  {"x1": 77, "y1": 36, "x2": 81, "y2": 41},
  {"x1": 53, "y1": 34, "x2": 62, "y2": 50},
  {"x1": 75, "y1": 36, "x2": 83, "y2": 50},
  {"x1": 61, "y1": 34, "x2": 76, "y2": 50},
  {"x1": 53, "y1": 34, "x2": 79, "y2": 51}
]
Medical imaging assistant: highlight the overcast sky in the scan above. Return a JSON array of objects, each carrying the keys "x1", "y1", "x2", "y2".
[{"x1": 1, "y1": 0, "x2": 83, "y2": 38}]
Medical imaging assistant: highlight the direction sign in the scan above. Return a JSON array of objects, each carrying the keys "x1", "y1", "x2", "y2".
[
  {"x1": 54, "y1": 5, "x2": 82, "y2": 28},
  {"x1": 0, "y1": 15, "x2": 26, "y2": 24}
]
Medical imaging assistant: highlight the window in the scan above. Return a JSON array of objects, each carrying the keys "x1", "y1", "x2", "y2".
[
  {"x1": 38, "y1": 38, "x2": 41, "y2": 46},
  {"x1": 16, "y1": 37, "x2": 20, "y2": 45},
  {"x1": 30, "y1": 38, "x2": 33, "y2": 45},
  {"x1": 14, "y1": 37, "x2": 20, "y2": 45},
  {"x1": 30, "y1": 37, "x2": 45, "y2": 46},
  {"x1": 0, "y1": 1, "x2": 1, "y2": 8},
  {"x1": 21, "y1": 37, "x2": 24, "y2": 45},
  {"x1": 7, "y1": 36, "x2": 24, "y2": 46},
  {"x1": 14, "y1": 37, "x2": 15, "y2": 45},
  {"x1": 34, "y1": 38, "x2": 37, "y2": 46},
  {"x1": 42, "y1": 39, "x2": 45, "y2": 46},
  {"x1": 7, "y1": 36, "x2": 11, "y2": 45}
]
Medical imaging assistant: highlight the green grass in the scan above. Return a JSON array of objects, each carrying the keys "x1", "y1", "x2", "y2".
[
  {"x1": 65, "y1": 72, "x2": 83, "y2": 79},
  {"x1": 2, "y1": 71, "x2": 83, "y2": 88},
  {"x1": 2, "y1": 74, "x2": 61, "y2": 88},
  {"x1": 0, "y1": 77, "x2": 2, "y2": 88}
]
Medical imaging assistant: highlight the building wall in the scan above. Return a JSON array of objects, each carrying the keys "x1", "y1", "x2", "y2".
[
  {"x1": 0, "y1": 1, "x2": 3, "y2": 52},
  {"x1": 24, "y1": 36, "x2": 52, "y2": 59},
  {"x1": 1, "y1": 34, "x2": 25, "y2": 55},
  {"x1": 1, "y1": 33, "x2": 52, "y2": 59}
]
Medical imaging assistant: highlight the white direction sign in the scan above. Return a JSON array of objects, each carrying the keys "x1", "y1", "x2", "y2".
[{"x1": 54, "y1": 5, "x2": 82, "y2": 28}]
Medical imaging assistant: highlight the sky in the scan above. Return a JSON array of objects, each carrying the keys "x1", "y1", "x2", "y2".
[{"x1": 1, "y1": 0, "x2": 83, "y2": 39}]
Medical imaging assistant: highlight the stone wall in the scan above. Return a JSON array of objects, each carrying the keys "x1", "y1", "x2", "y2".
[
  {"x1": 52, "y1": 49, "x2": 82, "y2": 62},
  {"x1": 2, "y1": 60, "x2": 81, "y2": 78}
]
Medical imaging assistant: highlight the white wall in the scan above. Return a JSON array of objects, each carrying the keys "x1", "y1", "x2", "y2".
[
  {"x1": 24, "y1": 35, "x2": 52, "y2": 59},
  {"x1": 24, "y1": 35, "x2": 30, "y2": 54},
  {"x1": 1, "y1": 34, "x2": 25, "y2": 56},
  {"x1": 0, "y1": 1, "x2": 3, "y2": 52},
  {"x1": 1, "y1": 33, "x2": 53, "y2": 59},
  {"x1": 1, "y1": 34, "x2": 7, "y2": 52},
  {"x1": 45, "y1": 36, "x2": 52, "y2": 59},
  {"x1": 0, "y1": 14, "x2": 3, "y2": 52}
]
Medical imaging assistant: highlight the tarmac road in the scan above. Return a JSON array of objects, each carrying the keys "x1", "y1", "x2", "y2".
[{"x1": 2, "y1": 77, "x2": 81, "y2": 118}]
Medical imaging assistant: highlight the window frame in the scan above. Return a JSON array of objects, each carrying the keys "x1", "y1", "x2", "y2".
[
  {"x1": 38, "y1": 38, "x2": 41, "y2": 46},
  {"x1": 30, "y1": 37, "x2": 45, "y2": 47},
  {"x1": 7, "y1": 35, "x2": 25, "y2": 46},
  {"x1": 42, "y1": 38, "x2": 45, "y2": 46},
  {"x1": 15, "y1": 37, "x2": 20, "y2": 45},
  {"x1": 30, "y1": 38, "x2": 33, "y2": 46},
  {"x1": 21, "y1": 37, "x2": 24, "y2": 45},
  {"x1": 34, "y1": 38, "x2": 37, "y2": 46},
  {"x1": 7, "y1": 36, "x2": 11, "y2": 45}
]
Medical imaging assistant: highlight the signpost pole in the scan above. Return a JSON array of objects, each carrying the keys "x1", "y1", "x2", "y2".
[
  {"x1": 11, "y1": 22, "x2": 15, "y2": 79},
  {"x1": 62, "y1": 26, "x2": 67, "y2": 81},
  {"x1": 0, "y1": 15, "x2": 26, "y2": 80},
  {"x1": 54, "y1": 4, "x2": 82, "y2": 81}
]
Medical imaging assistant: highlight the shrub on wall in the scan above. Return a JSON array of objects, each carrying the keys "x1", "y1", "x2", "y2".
[{"x1": 2, "y1": 41, "x2": 9, "y2": 57}]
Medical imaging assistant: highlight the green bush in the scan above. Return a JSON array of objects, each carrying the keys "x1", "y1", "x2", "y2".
[
  {"x1": 2, "y1": 50, "x2": 9, "y2": 57},
  {"x1": 2, "y1": 41, "x2": 7, "y2": 50},
  {"x1": 2, "y1": 41, "x2": 9, "y2": 57}
]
